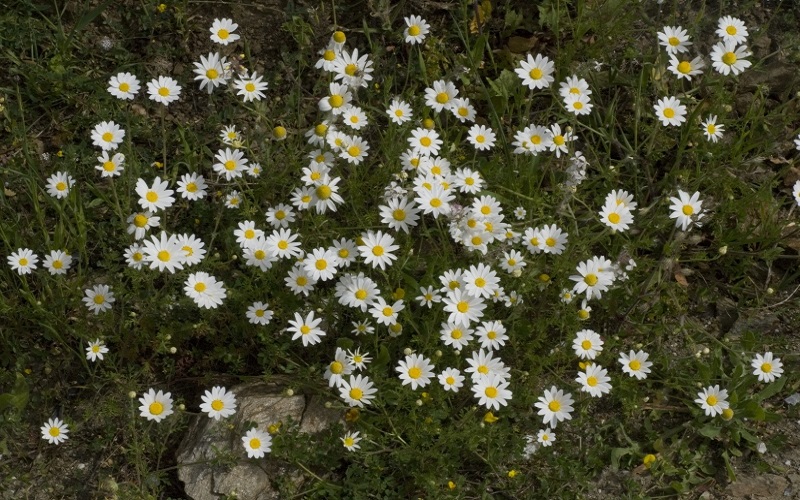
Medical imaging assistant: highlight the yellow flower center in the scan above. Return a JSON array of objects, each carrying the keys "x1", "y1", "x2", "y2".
[
  {"x1": 581, "y1": 340, "x2": 592, "y2": 350},
  {"x1": 578, "y1": 309, "x2": 589, "y2": 319},
  {"x1": 278, "y1": 241, "x2": 288, "y2": 250},
  {"x1": 629, "y1": 360, "x2": 641, "y2": 370},
  {"x1": 296, "y1": 276, "x2": 308, "y2": 286},
  {"x1": 349, "y1": 388, "x2": 363, "y2": 400},
  {"x1": 300, "y1": 325, "x2": 311, "y2": 334},
  {"x1": 119, "y1": 82, "x2": 130, "y2": 92},
  {"x1": 218, "y1": 29, "x2": 229, "y2": 39},
  {"x1": 573, "y1": 101, "x2": 583, "y2": 110},
  {"x1": 194, "y1": 282, "x2": 206, "y2": 292},
  {"x1": 429, "y1": 198, "x2": 442, "y2": 208},
  {"x1": 419, "y1": 136, "x2": 432, "y2": 147},
  {"x1": 49, "y1": 427, "x2": 60, "y2": 437},
  {"x1": 548, "y1": 400, "x2": 560, "y2": 412},
  {"x1": 382, "y1": 306, "x2": 394, "y2": 317},
  {"x1": 707, "y1": 124, "x2": 716, "y2": 134},
  {"x1": 329, "y1": 94, "x2": 344, "y2": 108},
  {"x1": 586, "y1": 376, "x2": 598, "y2": 387},
  {"x1": 677, "y1": 61, "x2": 691, "y2": 74},
  {"x1": 244, "y1": 229, "x2": 255, "y2": 239},
  {"x1": 254, "y1": 250, "x2": 266, "y2": 260},
  {"x1": 530, "y1": 135, "x2": 541, "y2": 145},
  {"x1": 146, "y1": 191, "x2": 158, "y2": 203},
  {"x1": 395, "y1": 109, "x2": 404, "y2": 117},
  {"x1": 663, "y1": 108, "x2": 675, "y2": 118},
  {"x1": 471, "y1": 235, "x2": 482, "y2": 246},
  {"x1": 19, "y1": 257, "x2": 28, "y2": 266},
  {"x1": 347, "y1": 146, "x2": 361, "y2": 158},
  {"x1": 570, "y1": 87, "x2": 580, "y2": 94},
  {"x1": 206, "y1": 68, "x2": 219, "y2": 79},
  {"x1": 458, "y1": 107, "x2": 468, "y2": 117},
  {"x1": 102, "y1": 132, "x2": 113, "y2": 142},
  {"x1": 315, "y1": 123, "x2": 328, "y2": 136},
  {"x1": 446, "y1": 376, "x2": 455, "y2": 385},
  {"x1": 682, "y1": 205, "x2": 694, "y2": 216},
  {"x1": 584, "y1": 273, "x2": 598, "y2": 286},
  {"x1": 56, "y1": 182, "x2": 67, "y2": 191},
  {"x1": 408, "y1": 25, "x2": 421, "y2": 36},
  {"x1": 330, "y1": 361, "x2": 344, "y2": 374},
  {"x1": 103, "y1": 161, "x2": 115, "y2": 172},
  {"x1": 408, "y1": 367, "x2": 422, "y2": 379},
  {"x1": 456, "y1": 301, "x2": 469, "y2": 313},
  {"x1": 333, "y1": 31, "x2": 346, "y2": 43},
  {"x1": 186, "y1": 182, "x2": 198, "y2": 192},
  {"x1": 477, "y1": 365, "x2": 489, "y2": 374},
  {"x1": 157, "y1": 250, "x2": 170, "y2": 262},
  {"x1": 344, "y1": 437, "x2": 355, "y2": 446},
  {"x1": 255, "y1": 309, "x2": 264, "y2": 317},
  {"x1": 475, "y1": 277, "x2": 486, "y2": 288},
  {"x1": 435, "y1": 92, "x2": 449, "y2": 104},
  {"x1": 316, "y1": 185, "x2": 332, "y2": 199},
  {"x1": 451, "y1": 329, "x2": 462, "y2": 339},
  {"x1": 485, "y1": 386, "x2": 498, "y2": 398},
  {"x1": 149, "y1": 402, "x2": 164, "y2": 415},
  {"x1": 315, "y1": 259, "x2": 327, "y2": 270},
  {"x1": 53, "y1": 260, "x2": 63, "y2": 269},
  {"x1": 553, "y1": 135, "x2": 565, "y2": 146},
  {"x1": 761, "y1": 362, "x2": 772, "y2": 373},
  {"x1": 249, "y1": 438, "x2": 261, "y2": 449},
  {"x1": 722, "y1": 52, "x2": 737, "y2": 65},
  {"x1": 338, "y1": 248, "x2": 349, "y2": 258},
  {"x1": 726, "y1": 26, "x2": 737, "y2": 35},
  {"x1": 158, "y1": 87, "x2": 169, "y2": 97},
  {"x1": 345, "y1": 63, "x2": 358, "y2": 76},
  {"x1": 608, "y1": 212, "x2": 621, "y2": 224},
  {"x1": 476, "y1": 135, "x2": 485, "y2": 143},
  {"x1": 355, "y1": 289, "x2": 367, "y2": 300},
  {"x1": 668, "y1": 36, "x2": 679, "y2": 46},
  {"x1": 245, "y1": 82, "x2": 256, "y2": 92},
  {"x1": 323, "y1": 50, "x2": 335, "y2": 61},
  {"x1": 529, "y1": 68, "x2": 543, "y2": 80},
  {"x1": 706, "y1": 395, "x2": 718, "y2": 406},
  {"x1": 211, "y1": 399, "x2": 224, "y2": 411}
]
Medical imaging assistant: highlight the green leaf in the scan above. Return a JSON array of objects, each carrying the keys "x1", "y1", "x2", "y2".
[
  {"x1": 756, "y1": 376, "x2": 787, "y2": 402},
  {"x1": 374, "y1": 345, "x2": 390, "y2": 369},
  {"x1": 610, "y1": 446, "x2": 632, "y2": 469},
  {"x1": 742, "y1": 400, "x2": 766, "y2": 421},
  {"x1": 0, "y1": 373, "x2": 29, "y2": 414},
  {"x1": 741, "y1": 330, "x2": 756, "y2": 351},
  {"x1": 722, "y1": 451, "x2": 737, "y2": 482},
  {"x1": 335, "y1": 337, "x2": 354, "y2": 350},
  {"x1": 697, "y1": 425, "x2": 721, "y2": 439}
]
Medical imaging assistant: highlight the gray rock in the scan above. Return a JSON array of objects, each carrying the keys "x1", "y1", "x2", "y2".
[
  {"x1": 725, "y1": 474, "x2": 789, "y2": 499},
  {"x1": 176, "y1": 382, "x2": 340, "y2": 500}
]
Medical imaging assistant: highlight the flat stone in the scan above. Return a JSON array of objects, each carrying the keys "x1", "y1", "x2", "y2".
[
  {"x1": 176, "y1": 382, "x2": 340, "y2": 500},
  {"x1": 725, "y1": 474, "x2": 789, "y2": 499}
]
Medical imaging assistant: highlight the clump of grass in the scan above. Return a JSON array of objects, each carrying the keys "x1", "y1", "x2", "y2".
[{"x1": 1, "y1": 0, "x2": 799, "y2": 497}]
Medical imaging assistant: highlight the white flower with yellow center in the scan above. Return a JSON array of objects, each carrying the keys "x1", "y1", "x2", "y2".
[
  {"x1": 716, "y1": 16, "x2": 748, "y2": 45},
  {"x1": 668, "y1": 189, "x2": 704, "y2": 231},
  {"x1": 324, "y1": 347, "x2": 354, "y2": 388},
  {"x1": 475, "y1": 320, "x2": 507, "y2": 351},
  {"x1": 569, "y1": 257, "x2": 614, "y2": 300},
  {"x1": 577, "y1": 363, "x2": 612, "y2": 398},
  {"x1": 107, "y1": 72, "x2": 140, "y2": 100},
  {"x1": 751, "y1": 352, "x2": 783, "y2": 383},
  {"x1": 184, "y1": 272, "x2": 226, "y2": 309},
  {"x1": 438, "y1": 367, "x2": 465, "y2": 392},
  {"x1": 242, "y1": 428, "x2": 271, "y2": 458},
  {"x1": 424, "y1": 79, "x2": 458, "y2": 113},
  {"x1": 559, "y1": 75, "x2": 591, "y2": 99},
  {"x1": 657, "y1": 26, "x2": 692, "y2": 55},
  {"x1": 138, "y1": 388, "x2": 173, "y2": 422},
  {"x1": 439, "y1": 322, "x2": 474, "y2": 351},
  {"x1": 534, "y1": 386, "x2": 574, "y2": 428},
  {"x1": 315, "y1": 40, "x2": 340, "y2": 72},
  {"x1": 668, "y1": 55, "x2": 705, "y2": 81},
  {"x1": 142, "y1": 232, "x2": 185, "y2": 274},
  {"x1": 209, "y1": 18, "x2": 240, "y2": 45},
  {"x1": 515, "y1": 53, "x2": 555, "y2": 90},
  {"x1": 618, "y1": 350, "x2": 653, "y2": 380},
  {"x1": 396, "y1": 353, "x2": 435, "y2": 390},
  {"x1": 193, "y1": 51, "x2": 228, "y2": 94},
  {"x1": 146, "y1": 76, "x2": 181, "y2": 106},
  {"x1": 369, "y1": 297, "x2": 404, "y2": 326},
  {"x1": 694, "y1": 385, "x2": 729, "y2": 417},
  {"x1": 44, "y1": 250, "x2": 72, "y2": 276},
  {"x1": 332, "y1": 48, "x2": 374, "y2": 88},
  {"x1": 341, "y1": 431, "x2": 362, "y2": 451},
  {"x1": 135, "y1": 176, "x2": 175, "y2": 212},
  {"x1": 339, "y1": 374, "x2": 377, "y2": 408},
  {"x1": 247, "y1": 301, "x2": 274, "y2": 326},
  {"x1": 41, "y1": 418, "x2": 69, "y2": 445},
  {"x1": 95, "y1": 151, "x2": 125, "y2": 178},
  {"x1": 85, "y1": 339, "x2": 108, "y2": 362},
  {"x1": 82, "y1": 284, "x2": 115, "y2": 315},
  {"x1": 467, "y1": 124, "x2": 496, "y2": 151},
  {"x1": 91, "y1": 121, "x2": 125, "y2": 151},
  {"x1": 701, "y1": 115, "x2": 725, "y2": 143},
  {"x1": 200, "y1": 386, "x2": 237, "y2": 420},
  {"x1": 473, "y1": 373, "x2": 513, "y2": 411},
  {"x1": 234, "y1": 72, "x2": 269, "y2": 102},
  {"x1": 537, "y1": 428, "x2": 555, "y2": 447},
  {"x1": 443, "y1": 288, "x2": 486, "y2": 327},
  {"x1": 213, "y1": 147, "x2": 248, "y2": 181},
  {"x1": 177, "y1": 172, "x2": 208, "y2": 201},
  {"x1": 710, "y1": 41, "x2": 751, "y2": 76},
  {"x1": 319, "y1": 82, "x2": 352, "y2": 115},
  {"x1": 403, "y1": 15, "x2": 430, "y2": 45},
  {"x1": 358, "y1": 230, "x2": 399, "y2": 270},
  {"x1": 387, "y1": 98, "x2": 413, "y2": 125},
  {"x1": 288, "y1": 311, "x2": 325, "y2": 347},
  {"x1": 303, "y1": 247, "x2": 339, "y2": 282}
]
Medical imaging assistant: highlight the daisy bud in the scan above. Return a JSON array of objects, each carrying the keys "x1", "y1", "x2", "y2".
[
  {"x1": 165, "y1": 335, "x2": 171, "y2": 341},
  {"x1": 324, "y1": 401, "x2": 332, "y2": 408},
  {"x1": 285, "y1": 389, "x2": 294, "y2": 396},
  {"x1": 767, "y1": 288, "x2": 774, "y2": 295},
  {"x1": 702, "y1": 347, "x2": 710, "y2": 355},
  {"x1": 721, "y1": 408, "x2": 734, "y2": 421},
  {"x1": 128, "y1": 391, "x2": 137, "y2": 399},
  {"x1": 231, "y1": 255, "x2": 237, "y2": 260},
  {"x1": 416, "y1": 399, "x2": 423, "y2": 406},
  {"x1": 169, "y1": 347, "x2": 177, "y2": 354},
  {"x1": 695, "y1": 352, "x2": 702, "y2": 358},
  {"x1": 718, "y1": 246, "x2": 728, "y2": 255},
  {"x1": 423, "y1": 118, "x2": 435, "y2": 130},
  {"x1": 403, "y1": 347, "x2": 412, "y2": 356},
  {"x1": 178, "y1": 404, "x2": 186, "y2": 411},
  {"x1": 434, "y1": 350, "x2": 442, "y2": 358}
]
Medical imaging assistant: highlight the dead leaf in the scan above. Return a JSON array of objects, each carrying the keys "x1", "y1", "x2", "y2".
[
  {"x1": 768, "y1": 156, "x2": 790, "y2": 165},
  {"x1": 674, "y1": 270, "x2": 688, "y2": 287},
  {"x1": 507, "y1": 35, "x2": 537, "y2": 53},
  {"x1": 4, "y1": 187, "x2": 16, "y2": 197},
  {"x1": 469, "y1": 0, "x2": 492, "y2": 34}
]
